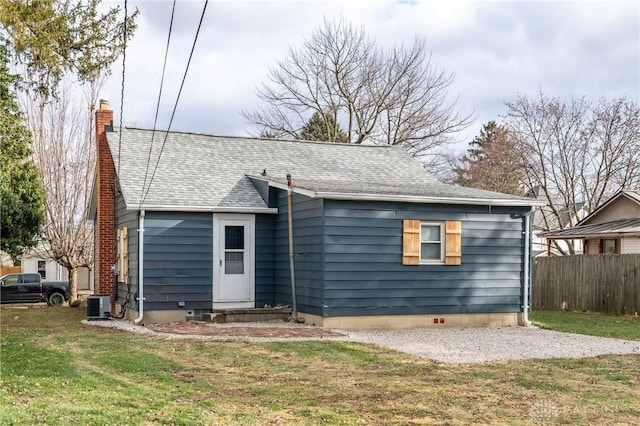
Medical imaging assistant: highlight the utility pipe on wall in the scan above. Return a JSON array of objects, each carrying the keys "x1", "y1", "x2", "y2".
[
  {"x1": 134, "y1": 210, "x2": 146, "y2": 324},
  {"x1": 287, "y1": 174, "x2": 298, "y2": 321},
  {"x1": 522, "y1": 206, "x2": 536, "y2": 327}
]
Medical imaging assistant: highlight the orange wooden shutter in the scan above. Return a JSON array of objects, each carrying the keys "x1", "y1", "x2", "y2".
[
  {"x1": 402, "y1": 219, "x2": 420, "y2": 265},
  {"x1": 117, "y1": 227, "x2": 129, "y2": 281},
  {"x1": 444, "y1": 220, "x2": 462, "y2": 265}
]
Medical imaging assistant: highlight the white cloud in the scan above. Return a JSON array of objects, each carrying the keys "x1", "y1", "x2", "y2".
[{"x1": 104, "y1": 0, "x2": 639, "y2": 148}]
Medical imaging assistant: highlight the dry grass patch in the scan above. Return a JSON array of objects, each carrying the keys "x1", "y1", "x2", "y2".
[{"x1": 1, "y1": 307, "x2": 638, "y2": 425}]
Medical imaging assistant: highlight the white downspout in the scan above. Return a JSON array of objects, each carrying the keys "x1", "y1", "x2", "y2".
[
  {"x1": 134, "y1": 210, "x2": 146, "y2": 324},
  {"x1": 286, "y1": 174, "x2": 298, "y2": 322},
  {"x1": 522, "y1": 206, "x2": 536, "y2": 327}
]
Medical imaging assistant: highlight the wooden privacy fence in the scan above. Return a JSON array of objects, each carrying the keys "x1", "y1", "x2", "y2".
[
  {"x1": 532, "y1": 254, "x2": 640, "y2": 315},
  {"x1": 0, "y1": 266, "x2": 22, "y2": 276}
]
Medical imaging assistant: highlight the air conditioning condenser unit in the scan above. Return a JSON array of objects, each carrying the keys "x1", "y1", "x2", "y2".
[{"x1": 87, "y1": 295, "x2": 111, "y2": 320}]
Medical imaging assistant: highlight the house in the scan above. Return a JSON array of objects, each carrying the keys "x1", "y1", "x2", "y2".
[
  {"x1": 88, "y1": 101, "x2": 542, "y2": 329},
  {"x1": 20, "y1": 250, "x2": 67, "y2": 281},
  {"x1": 19, "y1": 241, "x2": 93, "y2": 289},
  {"x1": 541, "y1": 190, "x2": 640, "y2": 255},
  {"x1": 20, "y1": 248, "x2": 93, "y2": 290}
]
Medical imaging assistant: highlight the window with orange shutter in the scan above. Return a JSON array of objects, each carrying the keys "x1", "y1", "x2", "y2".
[{"x1": 403, "y1": 220, "x2": 461, "y2": 265}]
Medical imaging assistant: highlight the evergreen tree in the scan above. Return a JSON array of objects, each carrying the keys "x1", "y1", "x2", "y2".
[
  {"x1": 0, "y1": 45, "x2": 46, "y2": 264},
  {"x1": 453, "y1": 121, "x2": 524, "y2": 195},
  {"x1": 0, "y1": 0, "x2": 138, "y2": 98},
  {"x1": 298, "y1": 111, "x2": 350, "y2": 143}
]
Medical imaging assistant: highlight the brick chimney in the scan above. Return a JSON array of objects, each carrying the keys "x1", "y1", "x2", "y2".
[{"x1": 95, "y1": 99, "x2": 116, "y2": 303}]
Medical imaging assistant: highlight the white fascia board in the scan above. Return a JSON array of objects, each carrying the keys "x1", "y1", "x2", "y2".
[
  {"x1": 125, "y1": 204, "x2": 278, "y2": 214},
  {"x1": 315, "y1": 192, "x2": 546, "y2": 207},
  {"x1": 263, "y1": 180, "x2": 317, "y2": 198}
]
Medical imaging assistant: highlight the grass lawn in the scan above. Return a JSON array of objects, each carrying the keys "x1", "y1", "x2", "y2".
[
  {"x1": 0, "y1": 307, "x2": 638, "y2": 425},
  {"x1": 530, "y1": 310, "x2": 640, "y2": 341}
]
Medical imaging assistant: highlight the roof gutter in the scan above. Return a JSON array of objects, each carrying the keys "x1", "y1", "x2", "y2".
[
  {"x1": 260, "y1": 179, "x2": 544, "y2": 208},
  {"x1": 522, "y1": 206, "x2": 536, "y2": 327},
  {"x1": 318, "y1": 192, "x2": 543, "y2": 207}
]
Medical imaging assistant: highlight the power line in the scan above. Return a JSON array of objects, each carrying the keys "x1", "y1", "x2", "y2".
[
  {"x1": 138, "y1": 0, "x2": 177, "y2": 209},
  {"x1": 140, "y1": 0, "x2": 209, "y2": 207},
  {"x1": 117, "y1": 0, "x2": 129, "y2": 180}
]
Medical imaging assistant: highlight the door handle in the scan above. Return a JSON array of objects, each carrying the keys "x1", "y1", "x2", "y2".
[{"x1": 220, "y1": 259, "x2": 222, "y2": 267}]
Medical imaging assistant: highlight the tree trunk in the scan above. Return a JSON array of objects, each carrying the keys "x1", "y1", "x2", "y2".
[{"x1": 68, "y1": 267, "x2": 78, "y2": 303}]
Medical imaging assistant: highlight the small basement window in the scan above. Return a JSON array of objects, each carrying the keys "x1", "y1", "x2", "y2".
[{"x1": 420, "y1": 223, "x2": 444, "y2": 262}]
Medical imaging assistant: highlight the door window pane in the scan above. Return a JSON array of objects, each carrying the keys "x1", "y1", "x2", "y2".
[
  {"x1": 225, "y1": 226, "x2": 244, "y2": 250},
  {"x1": 2, "y1": 276, "x2": 19, "y2": 286},
  {"x1": 225, "y1": 252, "x2": 244, "y2": 274}
]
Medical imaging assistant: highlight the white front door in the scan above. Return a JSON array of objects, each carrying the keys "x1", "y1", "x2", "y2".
[{"x1": 213, "y1": 214, "x2": 255, "y2": 308}]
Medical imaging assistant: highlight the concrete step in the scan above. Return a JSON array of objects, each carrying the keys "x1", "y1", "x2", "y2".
[{"x1": 204, "y1": 307, "x2": 292, "y2": 323}]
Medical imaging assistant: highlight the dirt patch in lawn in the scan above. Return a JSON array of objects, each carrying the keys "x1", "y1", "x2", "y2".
[{"x1": 146, "y1": 320, "x2": 346, "y2": 338}]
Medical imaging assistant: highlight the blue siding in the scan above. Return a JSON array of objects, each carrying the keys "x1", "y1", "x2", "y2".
[
  {"x1": 274, "y1": 191, "x2": 324, "y2": 316},
  {"x1": 321, "y1": 200, "x2": 528, "y2": 317},
  {"x1": 143, "y1": 212, "x2": 213, "y2": 310},
  {"x1": 118, "y1": 191, "x2": 529, "y2": 318},
  {"x1": 255, "y1": 214, "x2": 275, "y2": 307}
]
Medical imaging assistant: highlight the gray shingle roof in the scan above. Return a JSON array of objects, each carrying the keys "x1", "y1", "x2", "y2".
[{"x1": 107, "y1": 128, "x2": 538, "y2": 210}]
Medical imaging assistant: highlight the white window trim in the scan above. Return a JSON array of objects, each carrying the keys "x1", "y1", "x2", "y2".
[{"x1": 419, "y1": 222, "x2": 445, "y2": 264}]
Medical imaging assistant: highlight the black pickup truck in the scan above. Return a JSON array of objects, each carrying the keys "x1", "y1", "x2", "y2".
[{"x1": 0, "y1": 273, "x2": 70, "y2": 306}]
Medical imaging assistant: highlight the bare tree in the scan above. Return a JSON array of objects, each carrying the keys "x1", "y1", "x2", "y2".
[
  {"x1": 505, "y1": 92, "x2": 640, "y2": 254},
  {"x1": 242, "y1": 17, "x2": 472, "y2": 163},
  {"x1": 19, "y1": 77, "x2": 103, "y2": 302}
]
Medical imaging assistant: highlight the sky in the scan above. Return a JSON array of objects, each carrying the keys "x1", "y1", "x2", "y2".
[{"x1": 103, "y1": 0, "x2": 640, "y2": 151}]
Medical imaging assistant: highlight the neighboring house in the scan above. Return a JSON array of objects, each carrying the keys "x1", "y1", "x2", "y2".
[
  {"x1": 88, "y1": 101, "x2": 542, "y2": 329},
  {"x1": 525, "y1": 187, "x2": 587, "y2": 256},
  {"x1": 541, "y1": 190, "x2": 640, "y2": 254},
  {"x1": 20, "y1": 246, "x2": 93, "y2": 290},
  {"x1": 21, "y1": 252, "x2": 66, "y2": 281}
]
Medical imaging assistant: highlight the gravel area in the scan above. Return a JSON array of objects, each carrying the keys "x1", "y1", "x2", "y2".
[
  {"x1": 346, "y1": 327, "x2": 640, "y2": 364},
  {"x1": 82, "y1": 319, "x2": 640, "y2": 364}
]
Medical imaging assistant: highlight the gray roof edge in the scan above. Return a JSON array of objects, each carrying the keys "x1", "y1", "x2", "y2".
[
  {"x1": 541, "y1": 217, "x2": 640, "y2": 239},
  {"x1": 130, "y1": 204, "x2": 278, "y2": 214},
  {"x1": 248, "y1": 175, "x2": 545, "y2": 207}
]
